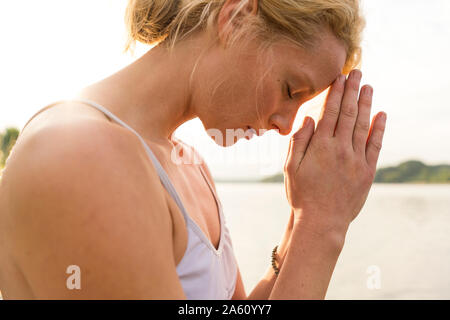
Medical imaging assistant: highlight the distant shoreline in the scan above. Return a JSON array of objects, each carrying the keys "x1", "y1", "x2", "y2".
[{"x1": 215, "y1": 160, "x2": 450, "y2": 184}]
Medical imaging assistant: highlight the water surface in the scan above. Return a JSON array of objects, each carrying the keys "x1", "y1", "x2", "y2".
[{"x1": 216, "y1": 183, "x2": 450, "y2": 299}]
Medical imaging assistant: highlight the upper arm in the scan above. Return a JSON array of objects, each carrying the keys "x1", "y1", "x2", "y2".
[{"x1": 6, "y1": 122, "x2": 186, "y2": 299}]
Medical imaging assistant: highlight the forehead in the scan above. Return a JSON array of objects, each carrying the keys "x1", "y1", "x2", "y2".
[{"x1": 271, "y1": 32, "x2": 347, "y2": 93}]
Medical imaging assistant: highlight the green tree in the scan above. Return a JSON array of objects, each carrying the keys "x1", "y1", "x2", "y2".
[
  {"x1": 374, "y1": 160, "x2": 450, "y2": 183},
  {"x1": 1, "y1": 127, "x2": 20, "y2": 168}
]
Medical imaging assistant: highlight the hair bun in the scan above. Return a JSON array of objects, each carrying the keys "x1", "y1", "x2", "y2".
[{"x1": 125, "y1": 0, "x2": 181, "y2": 52}]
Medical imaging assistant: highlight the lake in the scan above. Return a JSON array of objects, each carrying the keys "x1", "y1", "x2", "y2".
[{"x1": 216, "y1": 183, "x2": 450, "y2": 299}]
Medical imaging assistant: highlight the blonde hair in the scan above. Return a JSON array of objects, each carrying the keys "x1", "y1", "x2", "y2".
[{"x1": 124, "y1": 0, "x2": 366, "y2": 74}]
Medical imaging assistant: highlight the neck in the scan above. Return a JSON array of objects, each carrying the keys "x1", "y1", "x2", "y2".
[{"x1": 76, "y1": 35, "x2": 208, "y2": 145}]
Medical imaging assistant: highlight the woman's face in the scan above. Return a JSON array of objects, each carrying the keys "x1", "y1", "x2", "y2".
[{"x1": 195, "y1": 30, "x2": 348, "y2": 147}]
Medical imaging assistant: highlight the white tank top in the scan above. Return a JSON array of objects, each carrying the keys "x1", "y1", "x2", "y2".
[{"x1": 21, "y1": 99, "x2": 239, "y2": 299}]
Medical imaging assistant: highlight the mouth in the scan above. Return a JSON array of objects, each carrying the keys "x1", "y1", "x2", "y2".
[{"x1": 244, "y1": 126, "x2": 258, "y2": 140}]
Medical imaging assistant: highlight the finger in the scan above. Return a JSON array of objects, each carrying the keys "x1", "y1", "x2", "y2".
[
  {"x1": 366, "y1": 112, "x2": 387, "y2": 169},
  {"x1": 353, "y1": 85, "x2": 373, "y2": 153},
  {"x1": 284, "y1": 136, "x2": 293, "y2": 172},
  {"x1": 335, "y1": 69, "x2": 362, "y2": 142},
  {"x1": 285, "y1": 116, "x2": 315, "y2": 174},
  {"x1": 315, "y1": 74, "x2": 345, "y2": 138}
]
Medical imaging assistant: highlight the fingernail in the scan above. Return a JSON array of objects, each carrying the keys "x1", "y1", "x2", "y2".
[
  {"x1": 363, "y1": 86, "x2": 373, "y2": 96},
  {"x1": 380, "y1": 112, "x2": 387, "y2": 122},
  {"x1": 352, "y1": 69, "x2": 362, "y2": 80},
  {"x1": 339, "y1": 74, "x2": 346, "y2": 83},
  {"x1": 303, "y1": 117, "x2": 311, "y2": 127}
]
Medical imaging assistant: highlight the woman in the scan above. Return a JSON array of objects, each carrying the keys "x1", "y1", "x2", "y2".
[{"x1": 0, "y1": 0, "x2": 386, "y2": 299}]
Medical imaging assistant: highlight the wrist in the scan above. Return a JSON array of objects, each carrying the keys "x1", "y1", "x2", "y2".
[
  {"x1": 276, "y1": 209, "x2": 295, "y2": 267},
  {"x1": 292, "y1": 208, "x2": 348, "y2": 250},
  {"x1": 293, "y1": 208, "x2": 349, "y2": 234}
]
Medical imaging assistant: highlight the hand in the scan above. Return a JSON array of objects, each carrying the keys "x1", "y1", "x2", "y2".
[{"x1": 284, "y1": 69, "x2": 387, "y2": 232}]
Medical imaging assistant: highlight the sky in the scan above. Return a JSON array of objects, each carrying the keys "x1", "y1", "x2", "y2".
[{"x1": 0, "y1": 0, "x2": 449, "y2": 179}]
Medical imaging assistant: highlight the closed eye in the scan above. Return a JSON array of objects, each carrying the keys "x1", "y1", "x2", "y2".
[{"x1": 286, "y1": 83, "x2": 293, "y2": 99}]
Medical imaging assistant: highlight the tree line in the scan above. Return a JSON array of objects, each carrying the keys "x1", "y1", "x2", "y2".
[
  {"x1": 262, "y1": 160, "x2": 450, "y2": 184},
  {"x1": 0, "y1": 127, "x2": 20, "y2": 169}
]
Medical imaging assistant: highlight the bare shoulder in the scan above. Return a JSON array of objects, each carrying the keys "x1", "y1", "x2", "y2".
[
  {"x1": 6, "y1": 115, "x2": 156, "y2": 203},
  {"x1": 1, "y1": 118, "x2": 186, "y2": 298}
]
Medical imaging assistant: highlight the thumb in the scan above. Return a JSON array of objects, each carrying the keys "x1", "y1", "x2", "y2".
[{"x1": 285, "y1": 117, "x2": 315, "y2": 174}]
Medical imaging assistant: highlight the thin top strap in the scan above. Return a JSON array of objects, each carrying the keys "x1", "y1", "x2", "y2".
[{"x1": 21, "y1": 99, "x2": 114, "y2": 133}]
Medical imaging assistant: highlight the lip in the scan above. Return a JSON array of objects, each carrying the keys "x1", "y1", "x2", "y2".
[
  {"x1": 248, "y1": 125, "x2": 267, "y2": 137},
  {"x1": 245, "y1": 126, "x2": 258, "y2": 140}
]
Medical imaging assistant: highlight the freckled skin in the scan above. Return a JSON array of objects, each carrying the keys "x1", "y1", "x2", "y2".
[{"x1": 193, "y1": 30, "x2": 347, "y2": 141}]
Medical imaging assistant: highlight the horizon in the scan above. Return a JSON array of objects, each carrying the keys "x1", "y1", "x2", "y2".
[{"x1": 213, "y1": 158, "x2": 450, "y2": 182}]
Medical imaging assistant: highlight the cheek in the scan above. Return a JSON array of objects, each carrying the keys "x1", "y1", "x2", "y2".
[
  {"x1": 199, "y1": 68, "x2": 281, "y2": 129},
  {"x1": 229, "y1": 77, "x2": 279, "y2": 127},
  {"x1": 254, "y1": 77, "x2": 281, "y2": 122},
  {"x1": 210, "y1": 79, "x2": 259, "y2": 122}
]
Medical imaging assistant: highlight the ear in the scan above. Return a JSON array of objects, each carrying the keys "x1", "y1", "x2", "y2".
[{"x1": 217, "y1": 0, "x2": 258, "y2": 47}]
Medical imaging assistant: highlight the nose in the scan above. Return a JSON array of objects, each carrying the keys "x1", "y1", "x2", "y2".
[{"x1": 269, "y1": 111, "x2": 297, "y2": 136}]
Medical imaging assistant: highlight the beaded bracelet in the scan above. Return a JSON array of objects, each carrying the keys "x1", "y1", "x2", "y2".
[{"x1": 271, "y1": 245, "x2": 280, "y2": 276}]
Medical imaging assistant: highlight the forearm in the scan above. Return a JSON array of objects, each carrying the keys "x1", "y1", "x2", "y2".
[
  {"x1": 246, "y1": 210, "x2": 294, "y2": 300},
  {"x1": 268, "y1": 211, "x2": 348, "y2": 299}
]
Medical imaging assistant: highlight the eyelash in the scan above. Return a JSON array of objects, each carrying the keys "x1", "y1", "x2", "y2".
[{"x1": 286, "y1": 83, "x2": 293, "y2": 99}]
